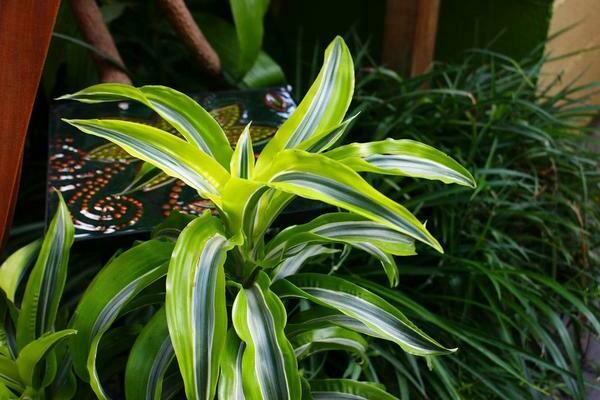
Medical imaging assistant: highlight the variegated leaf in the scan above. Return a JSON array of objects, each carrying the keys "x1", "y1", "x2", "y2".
[
  {"x1": 125, "y1": 307, "x2": 174, "y2": 400},
  {"x1": 69, "y1": 240, "x2": 173, "y2": 399},
  {"x1": 63, "y1": 119, "x2": 230, "y2": 203},
  {"x1": 289, "y1": 325, "x2": 367, "y2": 360},
  {"x1": 254, "y1": 149, "x2": 441, "y2": 252},
  {"x1": 299, "y1": 113, "x2": 358, "y2": 153},
  {"x1": 265, "y1": 212, "x2": 416, "y2": 286},
  {"x1": 17, "y1": 193, "x2": 74, "y2": 351},
  {"x1": 232, "y1": 272, "x2": 301, "y2": 400},
  {"x1": 273, "y1": 274, "x2": 455, "y2": 356},
  {"x1": 58, "y1": 84, "x2": 232, "y2": 166},
  {"x1": 271, "y1": 245, "x2": 338, "y2": 282},
  {"x1": 257, "y1": 36, "x2": 354, "y2": 166},
  {"x1": 326, "y1": 139, "x2": 476, "y2": 187},
  {"x1": 166, "y1": 213, "x2": 230, "y2": 400},
  {"x1": 218, "y1": 329, "x2": 246, "y2": 400},
  {"x1": 230, "y1": 124, "x2": 255, "y2": 179}
]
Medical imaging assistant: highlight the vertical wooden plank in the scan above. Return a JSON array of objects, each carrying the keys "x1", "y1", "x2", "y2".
[
  {"x1": 382, "y1": 0, "x2": 440, "y2": 76},
  {"x1": 410, "y1": 0, "x2": 440, "y2": 76},
  {"x1": 382, "y1": 0, "x2": 417, "y2": 73},
  {"x1": 0, "y1": 0, "x2": 61, "y2": 248}
]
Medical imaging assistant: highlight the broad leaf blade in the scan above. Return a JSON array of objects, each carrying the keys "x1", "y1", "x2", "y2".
[
  {"x1": 0, "y1": 240, "x2": 41, "y2": 304},
  {"x1": 16, "y1": 329, "x2": 76, "y2": 389},
  {"x1": 17, "y1": 193, "x2": 74, "y2": 350},
  {"x1": 125, "y1": 307, "x2": 174, "y2": 400},
  {"x1": 273, "y1": 274, "x2": 455, "y2": 356},
  {"x1": 218, "y1": 329, "x2": 246, "y2": 400},
  {"x1": 0, "y1": 356, "x2": 23, "y2": 393},
  {"x1": 326, "y1": 139, "x2": 476, "y2": 187},
  {"x1": 232, "y1": 272, "x2": 301, "y2": 400},
  {"x1": 255, "y1": 149, "x2": 441, "y2": 252},
  {"x1": 63, "y1": 119, "x2": 230, "y2": 202},
  {"x1": 257, "y1": 36, "x2": 354, "y2": 165},
  {"x1": 69, "y1": 240, "x2": 173, "y2": 396},
  {"x1": 229, "y1": 0, "x2": 269, "y2": 73},
  {"x1": 166, "y1": 213, "x2": 229, "y2": 400},
  {"x1": 58, "y1": 83, "x2": 232, "y2": 166}
]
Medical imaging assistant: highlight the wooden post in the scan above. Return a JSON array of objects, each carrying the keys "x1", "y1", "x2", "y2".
[
  {"x1": 0, "y1": 0, "x2": 61, "y2": 248},
  {"x1": 382, "y1": 0, "x2": 440, "y2": 76}
]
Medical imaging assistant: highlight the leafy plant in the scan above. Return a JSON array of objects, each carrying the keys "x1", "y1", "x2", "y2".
[
  {"x1": 340, "y1": 45, "x2": 600, "y2": 399},
  {"x1": 0, "y1": 36, "x2": 474, "y2": 399}
]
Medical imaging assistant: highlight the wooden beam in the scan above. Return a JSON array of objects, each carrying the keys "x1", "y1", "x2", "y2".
[
  {"x1": 382, "y1": 0, "x2": 440, "y2": 76},
  {"x1": 411, "y1": 0, "x2": 440, "y2": 76},
  {"x1": 0, "y1": 0, "x2": 61, "y2": 248}
]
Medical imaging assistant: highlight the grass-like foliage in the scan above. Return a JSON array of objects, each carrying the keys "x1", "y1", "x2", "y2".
[
  {"x1": 342, "y1": 48, "x2": 600, "y2": 399},
  {"x1": 0, "y1": 37, "x2": 475, "y2": 399}
]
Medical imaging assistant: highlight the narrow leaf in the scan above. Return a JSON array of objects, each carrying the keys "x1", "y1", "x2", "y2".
[
  {"x1": 17, "y1": 193, "x2": 74, "y2": 350},
  {"x1": 326, "y1": 139, "x2": 476, "y2": 187},
  {"x1": 230, "y1": 124, "x2": 255, "y2": 179},
  {"x1": 16, "y1": 329, "x2": 76, "y2": 388},
  {"x1": 273, "y1": 274, "x2": 455, "y2": 356},
  {"x1": 229, "y1": 0, "x2": 269, "y2": 73},
  {"x1": 232, "y1": 272, "x2": 301, "y2": 400},
  {"x1": 257, "y1": 36, "x2": 354, "y2": 165},
  {"x1": 166, "y1": 213, "x2": 229, "y2": 400},
  {"x1": 63, "y1": 119, "x2": 230, "y2": 202},
  {"x1": 218, "y1": 329, "x2": 246, "y2": 400},
  {"x1": 58, "y1": 83, "x2": 232, "y2": 166},
  {"x1": 255, "y1": 149, "x2": 441, "y2": 252},
  {"x1": 0, "y1": 239, "x2": 41, "y2": 304},
  {"x1": 125, "y1": 308, "x2": 174, "y2": 400},
  {"x1": 69, "y1": 240, "x2": 173, "y2": 396},
  {"x1": 289, "y1": 325, "x2": 367, "y2": 360}
]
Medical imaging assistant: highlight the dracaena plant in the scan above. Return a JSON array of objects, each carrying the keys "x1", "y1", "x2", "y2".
[{"x1": 0, "y1": 37, "x2": 474, "y2": 399}]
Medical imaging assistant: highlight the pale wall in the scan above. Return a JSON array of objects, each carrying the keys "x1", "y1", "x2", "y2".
[{"x1": 541, "y1": 0, "x2": 600, "y2": 106}]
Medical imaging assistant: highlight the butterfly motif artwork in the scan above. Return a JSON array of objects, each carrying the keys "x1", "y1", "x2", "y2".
[{"x1": 47, "y1": 87, "x2": 296, "y2": 239}]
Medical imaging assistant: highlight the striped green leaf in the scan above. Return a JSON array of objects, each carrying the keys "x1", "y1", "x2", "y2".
[
  {"x1": 326, "y1": 139, "x2": 476, "y2": 187},
  {"x1": 0, "y1": 239, "x2": 41, "y2": 304},
  {"x1": 271, "y1": 245, "x2": 338, "y2": 282},
  {"x1": 166, "y1": 213, "x2": 230, "y2": 400},
  {"x1": 287, "y1": 307, "x2": 380, "y2": 339},
  {"x1": 257, "y1": 36, "x2": 354, "y2": 166},
  {"x1": 254, "y1": 149, "x2": 441, "y2": 252},
  {"x1": 16, "y1": 329, "x2": 76, "y2": 389},
  {"x1": 230, "y1": 124, "x2": 255, "y2": 179},
  {"x1": 58, "y1": 84, "x2": 232, "y2": 166},
  {"x1": 289, "y1": 325, "x2": 367, "y2": 360},
  {"x1": 125, "y1": 307, "x2": 174, "y2": 400},
  {"x1": 69, "y1": 240, "x2": 173, "y2": 398},
  {"x1": 273, "y1": 274, "x2": 455, "y2": 356},
  {"x1": 17, "y1": 193, "x2": 74, "y2": 351},
  {"x1": 232, "y1": 272, "x2": 301, "y2": 400},
  {"x1": 265, "y1": 212, "x2": 416, "y2": 286},
  {"x1": 299, "y1": 114, "x2": 358, "y2": 153},
  {"x1": 63, "y1": 119, "x2": 230, "y2": 203},
  {"x1": 309, "y1": 379, "x2": 398, "y2": 400},
  {"x1": 218, "y1": 329, "x2": 246, "y2": 400}
]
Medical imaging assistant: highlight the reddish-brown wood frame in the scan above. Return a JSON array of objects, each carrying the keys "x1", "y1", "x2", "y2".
[{"x1": 0, "y1": 1, "x2": 61, "y2": 248}]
